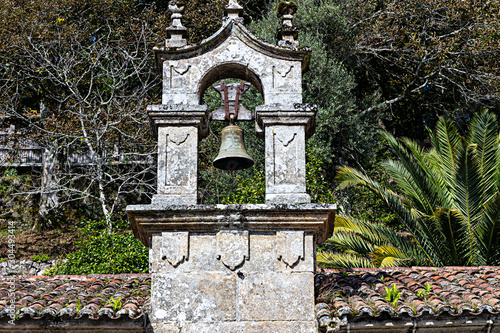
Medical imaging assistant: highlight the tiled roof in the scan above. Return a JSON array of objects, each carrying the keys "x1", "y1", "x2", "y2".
[
  {"x1": 0, "y1": 274, "x2": 151, "y2": 321},
  {"x1": 4, "y1": 267, "x2": 500, "y2": 329},
  {"x1": 315, "y1": 266, "x2": 500, "y2": 319}
]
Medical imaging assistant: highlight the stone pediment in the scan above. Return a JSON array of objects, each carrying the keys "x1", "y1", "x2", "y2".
[
  {"x1": 154, "y1": 19, "x2": 310, "y2": 72},
  {"x1": 152, "y1": 19, "x2": 311, "y2": 106}
]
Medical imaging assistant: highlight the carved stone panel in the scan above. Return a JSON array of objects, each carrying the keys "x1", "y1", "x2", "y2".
[
  {"x1": 273, "y1": 65, "x2": 294, "y2": 90},
  {"x1": 265, "y1": 125, "x2": 306, "y2": 197},
  {"x1": 160, "y1": 231, "x2": 189, "y2": 267},
  {"x1": 216, "y1": 230, "x2": 249, "y2": 271},
  {"x1": 276, "y1": 231, "x2": 304, "y2": 268},
  {"x1": 157, "y1": 126, "x2": 198, "y2": 198},
  {"x1": 169, "y1": 62, "x2": 191, "y2": 89}
]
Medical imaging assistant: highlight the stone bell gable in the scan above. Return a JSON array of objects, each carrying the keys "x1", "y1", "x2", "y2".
[{"x1": 146, "y1": 4, "x2": 317, "y2": 206}]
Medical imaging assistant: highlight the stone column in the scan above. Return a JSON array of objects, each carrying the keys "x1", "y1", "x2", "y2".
[
  {"x1": 147, "y1": 104, "x2": 208, "y2": 205},
  {"x1": 255, "y1": 104, "x2": 316, "y2": 204}
]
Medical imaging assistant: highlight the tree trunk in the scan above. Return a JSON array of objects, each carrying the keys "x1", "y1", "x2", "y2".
[{"x1": 37, "y1": 142, "x2": 61, "y2": 230}]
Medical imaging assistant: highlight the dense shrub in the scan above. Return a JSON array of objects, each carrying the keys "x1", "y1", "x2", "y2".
[{"x1": 45, "y1": 219, "x2": 148, "y2": 275}]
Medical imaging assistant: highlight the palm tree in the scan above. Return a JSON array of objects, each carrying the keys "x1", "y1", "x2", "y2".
[{"x1": 320, "y1": 111, "x2": 500, "y2": 267}]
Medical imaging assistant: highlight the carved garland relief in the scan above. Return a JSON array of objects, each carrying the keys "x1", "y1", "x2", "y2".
[
  {"x1": 169, "y1": 64, "x2": 191, "y2": 89},
  {"x1": 160, "y1": 231, "x2": 189, "y2": 267},
  {"x1": 273, "y1": 65, "x2": 293, "y2": 89},
  {"x1": 216, "y1": 230, "x2": 249, "y2": 271}
]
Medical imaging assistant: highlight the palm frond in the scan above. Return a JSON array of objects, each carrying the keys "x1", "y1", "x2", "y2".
[
  {"x1": 468, "y1": 111, "x2": 499, "y2": 204},
  {"x1": 329, "y1": 231, "x2": 375, "y2": 256},
  {"x1": 379, "y1": 132, "x2": 437, "y2": 215},
  {"x1": 316, "y1": 251, "x2": 374, "y2": 269},
  {"x1": 475, "y1": 193, "x2": 500, "y2": 265},
  {"x1": 453, "y1": 138, "x2": 483, "y2": 229},
  {"x1": 371, "y1": 245, "x2": 409, "y2": 267},
  {"x1": 434, "y1": 207, "x2": 473, "y2": 266},
  {"x1": 428, "y1": 117, "x2": 460, "y2": 188},
  {"x1": 337, "y1": 167, "x2": 441, "y2": 265}
]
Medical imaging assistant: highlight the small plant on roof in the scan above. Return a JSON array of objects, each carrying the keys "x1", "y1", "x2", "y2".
[
  {"x1": 416, "y1": 283, "x2": 432, "y2": 298},
  {"x1": 109, "y1": 296, "x2": 122, "y2": 311},
  {"x1": 384, "y1": 284, "x2": 401, "y2": 307},
  {"x1": 75, "y1": 299, "x2": 82, "y2": 313}
]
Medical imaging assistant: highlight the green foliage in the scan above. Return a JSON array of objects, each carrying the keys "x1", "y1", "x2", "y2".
[
  {"x1": 317, "y1": 214, "x2": 425, "y2": 269},
  {"x1": 109, "y1": 296, "x2": 122, "y2": 311},
  {"x1": 3, "y1": 169, "x2": 17, "y2": 177},
  {"x1": 31, "y1": 254, "x2": 50, "y2": 263},
  {"x1": 249, "y1": 0, "x2": 382, "y2": 189},
  {"x1": 223, "y1": 168, "x2": 265, "y2": 204},
  {"x1": 306, "y1": 148, "x2": 335, "y2": 203},
  {"x1": 0, "y1": 171, "x2": 37, "y2": 229},
  {"x1": 45, "y1": 219, "x2": 148, "y2": 275},
  {"x1": 75, "y1": 299, "x2": 82, "y2": 313},
  {"x1": 416, "y1": 283, "x2": 432, "y2": 298},
  {"x1": 335, "y1": 111, "x2": 500, "y2": 266},
  {"x1": 384, "y1": 284, "x2": 401, "y2": 307}
]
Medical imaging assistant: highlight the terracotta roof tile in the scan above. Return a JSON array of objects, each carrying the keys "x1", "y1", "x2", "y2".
[
  {"x1": 316, "y1": 267, "x2": 500, "y2": 319},
  {"x1": 0, "y1": 274, "x2": 150, "y2": 320}
]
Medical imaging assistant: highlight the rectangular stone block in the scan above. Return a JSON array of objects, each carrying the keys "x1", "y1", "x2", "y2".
[
  {"x1": 180, "y1": 321, "x2": 317, "y2": 333},
  {"x1": 151, "y1": 272, "x2": 237, "y2": 324},
  {"x1": 243, "y1": 233, "x2": 277, "y2": 272},
  {"x1": 276, "y1": 233, "x2": 315, "y2": 273},
  {"x1": 150, "y1": 323, "x2": 181, "y2": 333},
  {"x1": 237, "y1": 272, "x2": 315, "y2": 321},
  {"x1": 151, "y1": 233, "x2": 223, "y2": 274}
]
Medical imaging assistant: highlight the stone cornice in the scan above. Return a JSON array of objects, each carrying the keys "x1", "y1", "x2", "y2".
[
  {"x1": 153, "y1": 20, "x2": 311, "y2": 75},
  {"x1": 147, "y1": 104, "x2": 208, "y2": 138},
  {"x1": 255, "y1": 103, "x2": 317, "y2": 138},
  {"x1": 126, "y1": 203, "x2": 336, "y2": 247}
]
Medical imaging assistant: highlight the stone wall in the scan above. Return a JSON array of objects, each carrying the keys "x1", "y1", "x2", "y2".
[{"x1": 0, "y1": 259, "x2": 65, "y2": 276}]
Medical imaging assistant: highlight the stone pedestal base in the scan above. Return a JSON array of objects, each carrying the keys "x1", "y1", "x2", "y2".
[{"x1": 127, "y1": 204, "x2": 335, "y2": 333}]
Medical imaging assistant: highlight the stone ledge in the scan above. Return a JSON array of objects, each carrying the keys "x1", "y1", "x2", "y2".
[
  {"x1": 147, "y1": 104, "x2": 208, "y2": 137},
  {"x1": 126, "y1": 203, "x2": 335, "y2": 247},
  {"x1": 152, "y1": 320, "x2": 317, "y2": 333}
]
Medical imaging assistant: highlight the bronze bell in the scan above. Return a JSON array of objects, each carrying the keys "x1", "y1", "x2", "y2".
[{"x1": 213, "y1": 124, "x2": 254, "y2": 170}]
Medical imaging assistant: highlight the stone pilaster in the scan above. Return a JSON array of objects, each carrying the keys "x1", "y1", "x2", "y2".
[
  {"x1": 147, "y1": 104, "x2": 208, "y2": 205},
  {"x1": 255, "y1": 104, "x2": 316, "y2": 204}
]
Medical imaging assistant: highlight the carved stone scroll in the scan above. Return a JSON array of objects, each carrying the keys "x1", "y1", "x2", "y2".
[
  {"x1": 216, "y1": 230, "x2": 249, "y2": 270},
  {"x1": 161, "y1": 231, "x2": 189, "y2": 267},
  {"x1": 276, "y1": 231, "x2": 304, "y2": 268}
]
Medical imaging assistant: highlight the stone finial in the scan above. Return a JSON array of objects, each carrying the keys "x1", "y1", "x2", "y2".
[
  {"x1": 224, "y1": 0, "x2": 244, "y2": 22},
  {"x1": 276, "y1": 1, "x2": 299, "y2": 48},
  {"x1": 166, "y1": 0, "x2": 188, "y2": 48}
]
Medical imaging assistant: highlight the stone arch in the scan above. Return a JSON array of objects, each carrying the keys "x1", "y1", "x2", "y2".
[{"x1": 197, "y1": 62, "x2": 264, "y2": 104}]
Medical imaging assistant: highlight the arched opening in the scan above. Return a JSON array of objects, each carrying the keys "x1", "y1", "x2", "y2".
[
  {"x1": 197, "y1": 64, "x2": 265, "y2": 205},
  {"x1": 198, "y1": 63, "x2": 264, "y2": 104}
]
